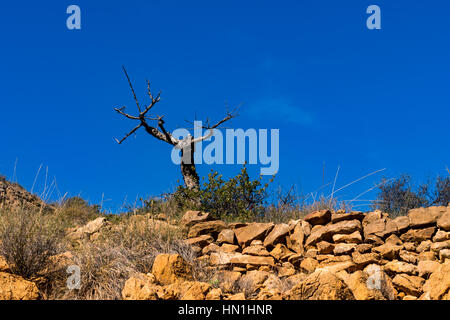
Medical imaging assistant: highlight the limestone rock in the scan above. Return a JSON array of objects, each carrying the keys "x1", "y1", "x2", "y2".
[
  {"x1": 67, "y1": 217, "x2": 107, "y2": 241},
  {"x1": 300, "y1": 257, "x2": 319, "y2": 273},
  {"x1": 352, "y1": 251, "x2": 380, "y2": 269},
  {"x1": 331, "y1": 211, "x2": 365, "y2": 223},
  {"x1": 0, "y1": 272, "x2": 40, "y2": 300},
  {"x1": 437, "y1": 209, "x2": 450, "y2": 231},
  {"x1": 316, "y1": 241, "x2": 334, "y2": 254},
  {"x1": 287, "y1": 269, "x2": 354, "y2": 300},
  {"x1": 384, "y1": 260, "x2": 418, "y2": 276},
  {"x1": 433, "y1": 230, "x2": 450, "y2": 242},
  {"x1": 242, "y1": 244, "x2": 270, "y2": 256},
  {"x1": 393, "y1": 215, "x2": 410, "y2": 233},
  {"x1": 399, "y1": 250, "x2": 418, "y2": 264},
  {"x1": 430, "y1": 240, "x2": 450, "y2": 252},
  {"x1": 239, "y1": 270, "x2": 270, "y2": 295},
  {"x1": 339, "y1": 270, "x2": 386, "y2": 300},
  {"x1": 363, "y1": 264, "x2": 397, "y2": 300},
  {"x1": 364, "y1": 217, "x2": 397, "y2": 238},
  {"x1": 269, "y1": 243, "x2": 291, "y2": 260},
  {"x1": 206, "y1": 288, "x2": 222, "y2": 300},
  {"x1": 408, "y1": 206, "x2": 445, "y2": 228},
  {"x1": 217, "y1": 229, "x2": 236, "y2": 244},
  {"x1": 181, "y1": 210, "x2": 212, "y2": 227},
  {"x1": 220, "y1": 243, "x2": 240, "y2": 253},
  {"x1": 418, "y1": 260, "x2": 441, "y2": 278},
  {"x1": 263, "y1": 224, "x2": 290, "y2": 248},
  {"x1": 287, "y1": 222, "x2": 305, "y2": 254},
  {"x1": 332, "y1": 231, "x2": 362, "y2": 244},
  {"x1": 372, "y1": 243, "x2": 403, "y2": 260},
  {"x1": 122, "y1": 273, "x2": 159, "y2": 300},
  {"x1": 0, "y1": 256, "x2": 10, "y2": 273},
  {"x1": 392, "y1": 274, "x2": 424, "y2": 297},
  {"x1": 439, "y1": 249, "x2": 450, "y2": 261},
  {"x1": 184, "y1": 235, "x2": 214, "y2": 247},
  {"x1": 400, "y1": 227, "x2": 436, "y2": 243},
  {"x1": 152, "y1": 254, "x2": 193, "y2": 285},
  {"x1": 305, "y1": 220, "x2": 361, "y2": 247},
  {"x1": 333, "y1": 243, "x2": 357, "y2": 255},
  {"x1": 422, "y1": 260, "x2": 450, "y2": 300},
  {"x1": 304, "y1": 209, "x2": 332, "y2": 226},
  {"x1": 188, "y1": 220, "x2": 226, "y2": 238},
  {"x1": 181, "y1": 282, "x2": 212, "y2": 300},
  {"x1": 234, "y1": 223, "x2": 274, "y2": 247}
]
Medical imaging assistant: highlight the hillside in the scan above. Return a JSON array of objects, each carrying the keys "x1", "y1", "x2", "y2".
[{"x1": 0, "y1": 182, "x2": 449, "y2": 300}]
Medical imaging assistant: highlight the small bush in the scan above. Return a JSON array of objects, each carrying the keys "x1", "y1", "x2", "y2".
[
  {"x1": 374, "y1": 173, "x2": 450, "y2": 216},
  {"x1": 56, "y1": 197, "x2": 101, "y2": 228},
  {"x1": 0, "y1": 209, "x2": 62, "y2": 279},
  {"x1": 433, "y1": 175, "x2": 450, "y2": 206},
  {"x1": 173, "y1": 166, "x2": 274, "y2": 221}
]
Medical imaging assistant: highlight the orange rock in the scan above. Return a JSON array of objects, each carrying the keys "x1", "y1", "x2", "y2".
[
  {"x1": 151, "y1": 254, "x2": 193, "y2": 285},
  {"x1": 0, "y1": 272, "x2": 40, "y2": 300}
]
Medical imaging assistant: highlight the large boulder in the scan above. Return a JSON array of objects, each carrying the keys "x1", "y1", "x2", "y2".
[
  {"x1": 238, "y1": 270, "x2": 270, "y2": 296},
  {"x1": 0, "y1": 256, "x2": 10, "y2": 273},
  {"x1": 392, "y1": 274, "x2": 424, "y2": 297},
  {"x1": 151, "y1": 254, "x2": 193, "y2": 285},
  {"x1": 181, "y1": 210, "x2": 213, "y2": 227},
  {"x1": 400, "y1": 227, "x2": 436, "y2": 243},
  {"x1": 408, "y1": 207, "x2": 445, "y2": 228},
  {"x1": 287, "y1": 222, "x2": 305, "y2": 254},
  {"x1": 187, "y1": 220, "x2": 226, "y2": 238},
  {"x1": 304, "y1": 220, "x2": 361, "y2": 247},
  {"x1": 181, "y1": 282, "x2": 212, "y2": 300},
  {"x1": 234, "y1": 223, "x2": 274, "y2": 247},
  {"x1": 422, "y1": 259, "x2": 450, "y2": 300},
  {"x1": 66, "y1": 217, "x2": 108, "y2": 241},
  {"x1": 437, "y1": 209, "x2": 450, "y2": 231},
  {"x1": 122, "y1": 273, "x2": 159, "y2": 300},
  {"x1": 263, "y1": 224, "x2": 290, "y2": 248},
  {"x1": 363, "y1": 217, "x2": 397, "y2": 238},
  {"x1": 338, "y1": 270, "x2": 386, "y2": 300},
  {"x1": 287, "y1": 269, "x2": 354, "y2": 300},
  {"x1": 304, "y1": 210, "x2": 332, "y2": 226},
  {"x1": 0, "y1": 272, "x2": 40, "y2": 300},
  {"x1": 331, "y1": 211, "x2": 365, "y2": 223},
  {"x1": 217, "y1": 229, "x2": 236, "y2": 244},
  {"x1": 210, "y1": 252, "x2": 274, "y2": 267}
]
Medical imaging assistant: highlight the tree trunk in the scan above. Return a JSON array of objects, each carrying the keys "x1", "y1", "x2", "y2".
[{"x1": 180, "y1": 142, "x2": 199, "y2": 190}]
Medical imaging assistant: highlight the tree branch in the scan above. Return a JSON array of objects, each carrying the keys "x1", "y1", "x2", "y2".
[{"x1": 115, "y1": 123, "x2": 142, "y2": 144}]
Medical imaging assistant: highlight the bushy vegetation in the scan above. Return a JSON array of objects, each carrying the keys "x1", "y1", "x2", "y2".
[
  {"x1": 0, "y1": 208, "x2": 63, "y2": 279},
  {"x1": 56, "y1": 196, "x2": 101, "y2": 228},
  {"x1": 374, "y1": 174, "x2": 450, "y2": 216},
  {"x1": 173, "y1": 166, "x2": 274, "y2": 221}
]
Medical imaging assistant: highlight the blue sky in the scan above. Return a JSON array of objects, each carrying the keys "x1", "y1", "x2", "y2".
[{"x1": 0, "y1": 1, "x2": 449, "y2": 211}]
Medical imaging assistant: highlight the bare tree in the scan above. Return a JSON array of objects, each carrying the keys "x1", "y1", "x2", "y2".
[{"x1": 114, "y1": 67, "x2": 237, "y2": 190}]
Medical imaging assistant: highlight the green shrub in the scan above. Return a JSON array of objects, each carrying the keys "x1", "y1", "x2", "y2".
[{"x1": 173, "y1": 166, "x2": 274, "y2": 221}]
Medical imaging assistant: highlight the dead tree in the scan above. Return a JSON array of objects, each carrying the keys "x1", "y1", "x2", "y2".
[{"x1": 114, "y1": 67, "x2": 237, "y2": 190}]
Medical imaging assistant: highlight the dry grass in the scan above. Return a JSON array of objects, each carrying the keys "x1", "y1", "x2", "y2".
[
  {"x1": 0, "y1": 208, "x2": 64, "y2": 279},
  {"x1": 42, "y1": 213, "x2": 197, "y2": 300}
]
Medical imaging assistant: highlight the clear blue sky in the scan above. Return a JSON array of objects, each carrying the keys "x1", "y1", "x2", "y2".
[{"x1": 0, "y1": 1, "x2": 449, "y2": 211}]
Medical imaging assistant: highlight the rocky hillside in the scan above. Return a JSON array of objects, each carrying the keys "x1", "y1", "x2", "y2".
[
  {"x1": 0, "y1": 177, "x2": 46, "y2": 210},
  {"x1": 120, "y1": 206, "x2": 450, "y2": 300},
  {"x1": 1, "y1": 204, "x2": 449, "y2": 300}
]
